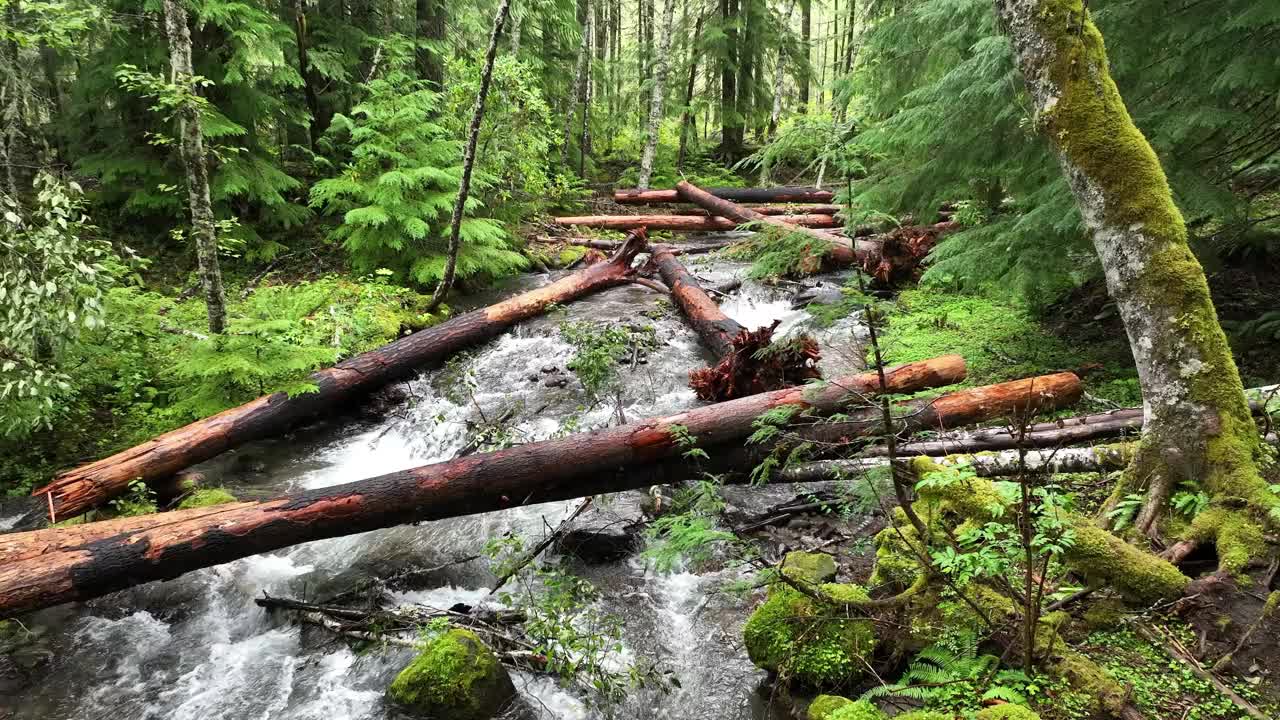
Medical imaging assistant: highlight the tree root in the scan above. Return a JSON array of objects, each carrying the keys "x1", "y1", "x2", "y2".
[{"x1": 688, "y1": 320, "x2": 820, "y2": 401}]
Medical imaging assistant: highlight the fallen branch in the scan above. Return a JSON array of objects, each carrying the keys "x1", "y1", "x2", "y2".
[
  {"x1": 552, "y1": 213, "x2": 840, "y2": 232},
  {"x1": 614, "y1": 186, "x2": 835, "y2": 204}
]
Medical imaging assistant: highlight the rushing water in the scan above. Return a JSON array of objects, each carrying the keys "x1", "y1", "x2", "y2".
[{"x1": 2, "y1": 241, "x2": 867, "y2": 720}]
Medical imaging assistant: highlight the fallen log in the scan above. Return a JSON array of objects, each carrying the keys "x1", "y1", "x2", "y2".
[
  {"x1": 779, "y1": 444, "x2": 1138, "y2": 483},
  {"x1": 567, "y1": 238, "x2": 732, "y2": 255},
  {"x1": 614, "y1": 186, "x2": 835, "y2": 204},
  {"x1": 671, "y1": 204, "x2": 840, "y2": 216},
  {"x1": 0, "y1": 356, "x2": 964, "y2": 618},
  {"x1": 32, "y1": 231, "x2": 651, "y2": 522},
  {"x1": 651, "y1": 245, "x2": 819, "y2": 400},
  {"x1": 552, "y1": 213, "x2": 841, "y2": 232},
  {"x1": 676, "y1": 180, "x2": 951, "y2": 283}
]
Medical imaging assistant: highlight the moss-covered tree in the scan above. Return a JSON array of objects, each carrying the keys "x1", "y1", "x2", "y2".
[{"x1": 995, "y1": 0, "x2": 1278, "y2": 569}]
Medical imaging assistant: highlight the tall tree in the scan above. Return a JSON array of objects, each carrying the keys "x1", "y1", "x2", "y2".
[
  {"x1": 995, "y1": 0, "x2": 1276, "y2": 563},
  {"x1": 719, "y1": 0, "x2": 741, "y2": 157},
  {"x1": 415, "y1": 0, "x2": 446, "y2": 88},
  {"x1": 161, "y1": 0, "x2": 227, "y2": 335},
  {"x1": 676, "y1": 9, "x2": 705, "y2": 170},
  {"x1": 637, "y1": 0, "x2": 675, "y2": 187},
  {"x1": 797, "y1": 0, "x2": 810, "y2": 111},
  {"x1": 428, "y1": 0, "x2": 512, "y2": 310},
  {"x1": 292, "y1": 0, "x2": 323, "y2": 148}
]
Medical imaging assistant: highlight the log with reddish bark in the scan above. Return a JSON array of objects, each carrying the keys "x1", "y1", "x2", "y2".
[
  {"x1": 614, "y1": 186, "x2": 835, "y2": 204},
  {"x1": 671, "y1": 204, "x2": 840, "y2": 216},
  {"x1": 32, "y1": 231, "x2": 651, "y2": 522},
  {"x1": 676, "y1": 181, "x2": 952, "y2": 283},
  {"x1": 650, "y1": 245, "x2": 819, "y2": 400},
  {"x1": 567, "y1": 238, "x2": 732, "y2": 255},
  {"x1": 552, "y1": 213, "x2": 841, "y2": 232},
  {"x1": 0, "y1": 355, "x2": 965, "y2": 618}
]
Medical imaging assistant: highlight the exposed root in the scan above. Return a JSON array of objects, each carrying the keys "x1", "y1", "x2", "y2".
[
  {"x1": 688, "y1": 320, "x2": 821, "y2": 401},
  {"x1": 861, "y1": 221, "x2": 956, "y2": 285}
]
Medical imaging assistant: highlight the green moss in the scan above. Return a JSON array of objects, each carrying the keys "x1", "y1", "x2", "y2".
[
  {"x1": 869, "y1": 520, "x2": 924, "y2": 589},
  {"x1": 975, "y1": 706, "x2": 1041, "y2": 720},
  {"x1": 1080, "y1": 597, "x2": 1127, "y2": 631},
  {"x1": 556, "y1": 246, "x2": 589, "y2": 267},
  {"x1": 894, "y1": 712, "x2": 951, "y2": 720},
  {"x1": 782, "y1": 551, "x2": 838, "y2": 584},
  {"x1": 1187, "y1": 507, "x2": 1267, "y2": 575},
  {"x1": 387, "y1": 628, "x2": 516, "y2": 720},
  {"x1": 879, "y1": 289, "x2": 1095, "y2": 387},
  {"x1": 827, "y1": 699, "x2": 886, "y2": 720},
  {"x1": 177, "y1": 487, "x2": 238, "y2": 509},
  {"x1": 807, "y1": 695, "x2": 853, "y2": 720},
  {"x1": 743, "y1": 582, "x2": 877, "y2": 688},
  {"x1": 1064, "y1": 518, "x2": 1189, "y2": 603}
]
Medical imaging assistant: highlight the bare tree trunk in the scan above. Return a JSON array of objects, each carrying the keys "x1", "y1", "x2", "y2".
[
  {"x1": 996, "y1": 0, "x2": 1275, "y2": 564},
  {"x1": 581, "y1": 6, "x2": 593, "y2": 175},
  {"x1": 798, "y1": 0, "x2": 810, "y2": 111},
  {"x1": 427, "y1": 0, "x2": 510, "y2": 310},
  {"x1": 676, "y1": 11, "x2": 704, "y2": 171},
  {"x1": 162, "y1": 0, "x2": 227, "y2": 335},
  {"x1": 560, "y1": 20, "x2": 589, "y2": 170},
  {"x1": 766, "y1": 1, "x2": 797, "y2": 146},
  {"x1": 637, "y1": 0, "x2": 676, "y2": 188}
]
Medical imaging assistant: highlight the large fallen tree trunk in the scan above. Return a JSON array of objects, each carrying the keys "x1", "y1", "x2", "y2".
[
  {"x1": 614, "y1": 186, "x2": 835, "y2": 204},
  {"x1": 569, "y1": 238, "x2": 731, "y2": 255},
  {"x1": 552, "y1": 213, "x2": 841, "y2": 232},
  {"x1": 650, "y1": 245, "x2": 819, "y2": 400},
  {"x1": 672, "y1": 204, "x2": 840, "y2": 216},
  {"x1": 0, "y1": 356, "x2": 964, "y2": 618},
  {"x1": 32, "y1": 231, "x2": 651, "y2": 522}
]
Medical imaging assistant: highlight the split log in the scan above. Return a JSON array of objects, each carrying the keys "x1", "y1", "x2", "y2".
[
  {"x1": 614, "y1": 186, "x2": 835, "y2": 204},
  {"x1": 0, "y1": 356, "x2": 965, "y2": 618},
  {"x1": 32, "y1": 231, "x2": 651, "y2": 522},
  {"x1": 671, "y1": 204, "x2": 840, "y2": 216},
  {"x1": 552, "y1": 213, "x2": 840, "y2": 232},
  {"x1": 651, "y1": 245, "x2": 819, "y2": 400}
]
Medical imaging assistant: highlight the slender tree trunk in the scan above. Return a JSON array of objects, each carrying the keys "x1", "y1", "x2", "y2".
[
  {"x1": 161, "y1": 0, "x2": 227, "y2": 335},
  {"x1": 676, "y1": 12, "x2": 704, "y2": 171},
  {"x1": 798, "y1": 0, "x2": 810, "y2": 111},
  {"x1": 581, "y1": 9, "x2": 593, "y2": 175},
  {"x1": 719, "y1": 0, "x2": 740, "y2": 157},
  {"x1": 292, "y1": 0, "x2": 324, "y2": 149},
  {"x1": 560, "y1": 21, "x2": 589, "y2": 170},
  {"x1": 415, "y1": 0, "x2": 446, "y2": 88},
  {"x1": 735, "y1": 0, "x2": 755, "y2": 143},
  {"x1": 766, "y1": 0, "x2": 796, "y2": 144},
  {"x1": 427, "y1": 0, "x2": 510, "y2": 311},
  {"x1": 637, "y1": 0, "x2": 676, "y2": 188},
  {"x1": 995, "y1": 0, "x2": 1275, "y2": 563}
]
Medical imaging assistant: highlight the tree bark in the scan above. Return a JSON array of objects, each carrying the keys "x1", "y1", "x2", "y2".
[
  {"x1": 780, "y1": 444, "x2": 1141, "y2": 483},
  {"x1": 0, "y1": 356, "x2": 965, "y2": 618},
  {"x1": 560, "y1": 17, "x2": 590, "y2": 169},
  {"x1": 552, "y1": 213, "x2": 840, "y2": 231},
  {"x1": 676, "y1": 180, "x2": 859, "y2": 262},
  {"x1": 415, "y1": 0, "x2": 446, "y2": 88},
  {"x1": 32, "y1": 232, "x2": 649, "y2": 521},
  {"x1": 637, "y1": 0, "x2": 676, "y2": 188},
  {"x1": 798, "y1": 0, "x2": 811, "y2": 110},
  {"x1": 615, "y1": 186, "x2": 835, "y2": 204},
  {"x1": 719, "y1": 0, "x2": 741, "y2": 158},
  {"x1": 428, "y1": 0, "x2": 510, "y2": 311},
  {"x1": 766, "y1": 1, "x2": 797, "y2": 144},
  {"x1": 676, "y1": 11, "x2": 704, "y2": 171},
  {"x1": 162, "y1": 0, "x2": 227, "y2": 336},
  {"x1": 995, "y1": 0, "x2": 1276, "y2": 553}
]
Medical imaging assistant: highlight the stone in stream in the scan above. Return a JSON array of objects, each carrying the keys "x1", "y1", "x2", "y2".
[
  {"x1": 554, "y1": 490, "x2": 648, "y2": 563},
  {"x1": 742, "y1": 551, "x2": 876, "y2": 689},
  {"x1": 387, "y1": 628, "x2": 517, "y2": 720}
]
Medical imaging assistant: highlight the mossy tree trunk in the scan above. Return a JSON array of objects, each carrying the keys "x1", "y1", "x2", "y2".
[
  {"x1": 162, "y1": 0, "x2": 227, "y2": 336},
  {"x1": 995, "y1": 0, "x2": 1277, "y2": 564}
]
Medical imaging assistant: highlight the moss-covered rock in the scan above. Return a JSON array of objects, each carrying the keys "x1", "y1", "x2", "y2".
[
  {"x1": 1187, "y1": 506, "x2": 1266, "y2": 576},
  {"x1": 893, "y1": 712, "x2": 951, "y2": 720},
  {"x1": 975, "y1": 705, "x2": 1041, "y2": 720},
  {"x1": 782, "y1": 551, "x2": 838, "y2": 584},
  {"x1": 807, "y1": 694, "x2": 854, "y2": 720},
  {"x1": 743, "y1": 580, "x2": 877, "y2": 689},
  {"x1": 177, "y1": 487, "x2": 238, "y2": 509},
  {"x1": 827, "y1": 699, "x2": 886, "y2": 720},
  {"x1": 387, "y1": 628, "x2": 516, "y2": 720}
]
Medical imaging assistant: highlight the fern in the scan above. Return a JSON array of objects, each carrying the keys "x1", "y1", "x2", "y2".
[{"x1": 864, "y1": 631, "x2": 1030, "y2": 713}]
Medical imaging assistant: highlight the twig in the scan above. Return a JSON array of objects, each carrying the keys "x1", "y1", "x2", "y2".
[
  {"x1": 1136, "y1": 624, "x2": 1269, "y2": 720},
  {"x1": 489, "y1": 497, "x2": 594, "y2": 595}
]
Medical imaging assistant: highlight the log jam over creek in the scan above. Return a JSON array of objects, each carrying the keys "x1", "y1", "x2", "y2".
[{"x1": 0, "y1": 233, "x2": 876, "y2": 720}]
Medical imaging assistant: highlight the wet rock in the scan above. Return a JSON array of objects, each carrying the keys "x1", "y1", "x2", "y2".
[
  {"x1": 360, "y1": 384, "x2": 410, "y2": 419},
  {"x1": 543, "y1": 377, "x2": 570, "y2": 388},
  {"x1": 791, "y1": 283, "x2": 845, "y2": 309},
  {"x1": 554, "y1": 491, "x2": 648, "y2": 563},
  {"x1": 540, "y1": 365, "x2": 557, "y2": 374},
  {"x1": 387, "y1": 628, "x2": 516, "y2": 720},
  {"x1": 526, "y1": 373, "x2": 539, "y2": 382}
]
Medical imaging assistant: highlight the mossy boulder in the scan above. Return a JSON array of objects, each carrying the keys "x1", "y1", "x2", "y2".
[
  {"x1": 781, "y1": 551, "x2": 838, "y2": 584},
  {"x1": 387, "y1": 628, "x2": 516, "y2": 720},
  {"x1": 807, "y1": 695, "x2": 886, "y2": 720},
  {"x1": 976, "y1": 705, "x2": 1041, "y2": 720},
  {"x1": 894, "y1": 712, "x2": 951, "y2": 720},
  {"x1": 743, "y1": 580, "x2": 876, "y2": 688},
  {"x1": 177, "y1": 487, "x2": 238, "y2": 509}
]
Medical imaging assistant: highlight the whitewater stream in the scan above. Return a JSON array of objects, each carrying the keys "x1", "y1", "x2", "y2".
[{"x1": 2, "y1": 236, "x2": 870, "y2": 720}]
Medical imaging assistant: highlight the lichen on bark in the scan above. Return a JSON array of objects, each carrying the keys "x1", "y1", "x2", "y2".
[{"x1": 995, "y1": 0, "x2": 1278, "y2": 569}]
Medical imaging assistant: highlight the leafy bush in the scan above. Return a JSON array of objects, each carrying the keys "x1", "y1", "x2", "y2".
[{"x1": 310, "y1": 72, "x2": 526, "y2": 287}]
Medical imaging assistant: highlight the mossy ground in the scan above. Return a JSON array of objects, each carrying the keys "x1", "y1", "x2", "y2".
[{"x1": 176, "y1": 487, "x2": 238, "y2": 509}]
